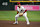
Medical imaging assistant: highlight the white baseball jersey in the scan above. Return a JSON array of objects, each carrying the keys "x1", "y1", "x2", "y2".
[
  {"x1": 15, "y1": 6, "x2": 29, "y2": 24},
  {"x1": 17, "y1": 6, "x2": 26, "y2": 13}
]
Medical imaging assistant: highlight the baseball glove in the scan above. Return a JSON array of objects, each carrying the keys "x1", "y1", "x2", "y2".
[{"x1": 19, "y1": 13, "x2": 23, "y2": 16}]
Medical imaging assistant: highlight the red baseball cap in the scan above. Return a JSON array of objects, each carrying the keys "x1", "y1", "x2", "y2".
[{"x1": 17, "y1": 2, "x2": 21, "y2": 5}]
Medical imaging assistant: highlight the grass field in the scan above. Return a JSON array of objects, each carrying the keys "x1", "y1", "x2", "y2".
[{"x1": 0, "y1": 11, "x2": 40, "y2": 21}]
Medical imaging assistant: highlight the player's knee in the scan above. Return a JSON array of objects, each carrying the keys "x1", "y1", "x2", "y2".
[
  {"x1": 15, "y1": 14, "x2": 19, "y2": 18},
  {"x1": 15, "y1": 15, "x2": 18, "y2": 18},
  {"x1": 23, "y1": 15, "x2": 26, "y2": 17}
]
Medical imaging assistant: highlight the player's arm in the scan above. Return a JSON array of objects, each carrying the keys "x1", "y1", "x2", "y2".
[
  {"x1": 22, "y1": 7, "x2": 27, "y2": 14},
  {"x1": 23, "y1": 9, "x2": 27, "y2": 14}
]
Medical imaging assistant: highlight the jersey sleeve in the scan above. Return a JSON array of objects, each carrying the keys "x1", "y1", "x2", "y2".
[
  {"x1": 22, "y1": 6, "x2": 26, "y2": 11},
  {"x1": 22, "y1": 6, "x2": 27, "y2": 13}
]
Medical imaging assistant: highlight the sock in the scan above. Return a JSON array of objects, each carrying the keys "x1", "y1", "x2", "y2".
[{"x1": 15, "y1": 17, "x2": 18, "y2": 23}]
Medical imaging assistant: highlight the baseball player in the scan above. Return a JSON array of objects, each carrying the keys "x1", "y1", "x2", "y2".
[{"x1": 13, "y1": 2, "x2": 30, "y2": 25}]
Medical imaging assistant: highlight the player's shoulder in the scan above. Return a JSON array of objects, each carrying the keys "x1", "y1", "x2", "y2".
[
  {"x1": 21, "y1": 6, "x2": 24, "y2": 8},
  {"x1": 21, "y1": 6, "x2": 23, "y2": 7}
]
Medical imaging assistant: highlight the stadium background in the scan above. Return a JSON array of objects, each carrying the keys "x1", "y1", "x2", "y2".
[
  {"x1": 0, "y1": 0, "x2": 40, "y2": 10},
  {"x1": 0, "y1": 0, "x2": 40, "y2": 21}
]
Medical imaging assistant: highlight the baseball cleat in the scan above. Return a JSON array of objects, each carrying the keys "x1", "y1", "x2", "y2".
[
  {"x1": 13, "y1": 22, "x2": 18, "y2": 24},
  {"x1": 27, "y1": 22, "x2": 30, "y2": 25}
]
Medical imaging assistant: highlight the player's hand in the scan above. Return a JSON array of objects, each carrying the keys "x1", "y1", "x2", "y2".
[{"x1": 19, "y1": 13, "x2": 23, "y2": 16}]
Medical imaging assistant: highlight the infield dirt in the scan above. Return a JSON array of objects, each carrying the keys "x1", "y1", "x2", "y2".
[{"x1": 0, "y1": 20, "x2": 40, "y2": 27}]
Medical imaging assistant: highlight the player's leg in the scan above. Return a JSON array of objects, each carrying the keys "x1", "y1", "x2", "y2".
[
  {"x1": 23, "y1": 12, "x2": 30, "y2": 25},
  {"x1": 13, "y1": 14, "x2": 19, "y2": 24}
]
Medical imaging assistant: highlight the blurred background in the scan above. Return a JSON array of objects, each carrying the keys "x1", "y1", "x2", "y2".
[
  {"x1": 0, "y1": 0, "x2": 40, "y2": 21},
  {"x1": 0, "y1": 0, "x2": 40, "y2": 10}
]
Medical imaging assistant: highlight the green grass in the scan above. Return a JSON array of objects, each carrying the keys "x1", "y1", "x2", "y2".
[{"x1": 0, "y1": 11, "x2": 40, "y2": 21}]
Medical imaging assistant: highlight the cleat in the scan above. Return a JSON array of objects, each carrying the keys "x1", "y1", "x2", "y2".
[
  {"x1": 13, "y1": 23, "x2": 18, "y2": 24},
  {"x1": 27, "y1": 22, "x2": 30, "y2": 25},
  {"x1": 13, "y1": 22, "x2": 18, "y2": 24}
]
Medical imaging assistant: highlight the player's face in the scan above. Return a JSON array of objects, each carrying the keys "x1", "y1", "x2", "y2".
[{"x1": 18, "y1": 4, "x2": 21, "y2": 7}]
